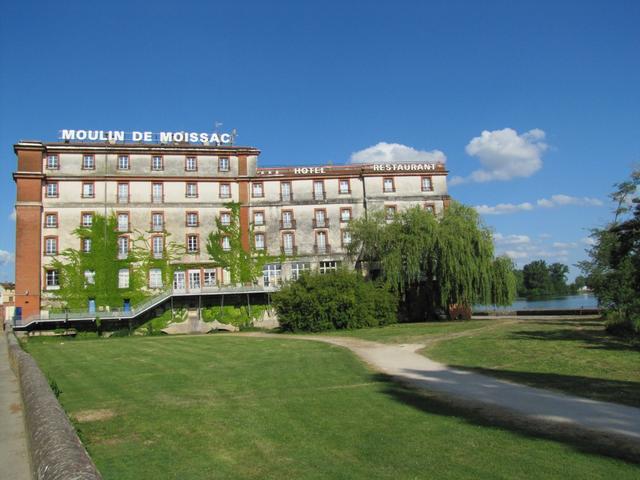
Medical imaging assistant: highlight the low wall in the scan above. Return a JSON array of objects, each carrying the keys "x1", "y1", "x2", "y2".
[
  {"x1": 5, "y1": 329, "x2": 102, "y2": 480},
  {"x1": 473, "y1": 308, "x2": 601, "y2": 317}
]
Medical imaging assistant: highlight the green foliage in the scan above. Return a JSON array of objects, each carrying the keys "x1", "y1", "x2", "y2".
[
  {"x1": 48, "y1": 377, "x2": 62, "y2": 398},
  {"x1": 347, "y1": 203, "x2": 516, "y2": 319},
  {"x1": 579, "y1": 168, "x2": 640, "y2": 336},
  {"x1": 205, "y1": 202, "x2": 282, "y2": 284},
  {"x1": 516, "y1": 260, "x2": 572, "y2": 298},
  {"x1": 201, "y1": 304, "x2": 267, "y2": 327},
  {"x1": 273, "y1": 269, "x2": 398, "y2": 332},
  {"x1": 51, "y1": 213, "x2": 184, "y2": 311}
]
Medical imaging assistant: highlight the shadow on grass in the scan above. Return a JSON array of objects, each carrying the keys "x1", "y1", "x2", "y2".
[
  {"x1": 446, "y1": 365, "x2": 640, "y2": 409},
  {"x1": 372, "y1": 372, "x2": 640, "y2": 465},
  {"x1": 508, "y1": 328, "x2": 640, "y2": 352}
]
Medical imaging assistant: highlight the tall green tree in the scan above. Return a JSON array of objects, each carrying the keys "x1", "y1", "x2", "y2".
[
  {"x1": 579, "y1": 168, "x2": 640, "y2": 334},
  {"x1": 348, "y1": 202, "x2": 516, "y2": 320},
  {"x1": 205, "y1": 202, "x2": 282, "y2": 284},
  {"x1": 522, "y1": 260, "x2": 551, "y2": 297}
]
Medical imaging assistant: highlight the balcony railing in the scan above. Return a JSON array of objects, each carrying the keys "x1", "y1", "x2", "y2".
[
  {"x1": 152, "y1": 251, "x2": 164, "y2": 259},
  {"x1": 313, "y1": 191, "x2": 326, "y2": 201},
  {"x1": 152, "y1": 195, "x2": 164, "y2": 204},
  {"x1": 151, "y1": 223, "x2": 164, "y2": 232},
  {"x1": 312, "y1": 218, "x2": 329, "y2": 228},
  {"x1": 280, "y1": 193, "x2": 292, "y2": 202},
  {"x1": 313, "y1": 244, "x2": 331, "y2": 255},
  {"x1": 280, "y1": 219, "x2": 296, "y2": 229},
  {"x1": 117, "y1": 195, "x2": 129, "y2": 203},
  {"x1": 281, "y1": 246, "x2": 298, "y2": 256},
  {"x1": 117, "y1": 251, "x2": 128, "y2": 260}
]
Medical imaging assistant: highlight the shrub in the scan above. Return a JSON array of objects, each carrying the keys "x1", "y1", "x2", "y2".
[
  {"x1": 273, "y1": 269, "x2": 398, "y2": 332},
  {"x1": 604, "y1": 311, "x2": 640, "y2": 337}
]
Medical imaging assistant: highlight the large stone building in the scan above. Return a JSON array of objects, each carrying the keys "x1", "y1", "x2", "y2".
[{"x1": 13, "y1": 139, "x2": 450, "y2": 321}]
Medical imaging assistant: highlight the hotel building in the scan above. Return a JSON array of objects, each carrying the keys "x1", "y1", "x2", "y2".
[{"x1": 13, "y1": 140, "x2": 450, "y2": 321}]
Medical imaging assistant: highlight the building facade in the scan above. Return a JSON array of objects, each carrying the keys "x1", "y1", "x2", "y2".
[{"x1": 13, "y1": 140, "x2": 449, "y2": 320}]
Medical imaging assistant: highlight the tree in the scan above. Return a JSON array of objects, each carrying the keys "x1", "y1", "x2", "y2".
[
  {"x1": 206, "y1": 202, "x2": 282, "y2": 285},
  {"x1": 579, "y1": 168, "x2": 640, "y2": 335},
  {"x1": 347, "y1": 202, "x2": 516, "y2": 320},
  {"x1": 548, "y1": 262, "x2": 570, "y2": 296},
  {"x1": 522, "y1": 260, "x2": 551, "y2": 297}
]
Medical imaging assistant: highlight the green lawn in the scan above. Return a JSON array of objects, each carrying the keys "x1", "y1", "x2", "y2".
[
  {"x1": 425, "y1": 318, "x2": 640, "y2": 407},
  {"x1": 319, "y1": 319, "x2": 500, "y2": 343},
  {"x1": 24, "y1": 334, "x2": 639, "y2": 479}
]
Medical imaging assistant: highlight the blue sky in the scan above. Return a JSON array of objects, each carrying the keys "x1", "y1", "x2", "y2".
[{"x1": 1, "y1": 0, "x2": 639, "y2": 281}]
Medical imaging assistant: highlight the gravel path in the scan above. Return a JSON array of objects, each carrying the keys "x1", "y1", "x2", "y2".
[{"x1": 243, "y1": 332, "x2": 640, "y2": 444}]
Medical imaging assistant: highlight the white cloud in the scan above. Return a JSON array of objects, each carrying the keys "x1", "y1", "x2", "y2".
[
  {"x1": 581, "y1": 236, "x2": 597, "y2": 246},
  {"x1": 537, "y1": 194, "x2": 603, "y2": 208},
  {"x1": 474, "y1": 202, "x2": 534, "y2": 215},
  {"x1": 0, "y1": 250, "x2": 14, "y2": 265},
  {"x1": 538, "y1": 233, "x2": 552, "y2": 239},
  {"x1": 9, "y1": 209, "x2": 16, "y2": 221},
  {"x1": 552, "y1": 242, "x2": 578, "y2": 249},
  {"x1": 503, "y1": 250, "x2": 529, "y2": 260},
  {"x1": 493, "y1": 233, "x2": 531, "y2": 245},
  {"x1": 350, "y1": 142, "x2": 446, "y2": 164},
  {"x1": 454, "y1": 128, "x2": 547, "y2": 185},
  {"x1": 475, "y1": 194, "x2": 604, "y2": 215}
]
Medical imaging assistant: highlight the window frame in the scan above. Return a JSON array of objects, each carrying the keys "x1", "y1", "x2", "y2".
[
  {"x1": 44, "y1": 236, "x2": 58, "y2": 256},
  {"x1": 117, "y1": 154, "x2": 130, "y2": 171},
  {"x1": 313, "y1": 180, "x2": 325, "y2": 200},
  {"x1": 252, "y1": 182, "x2": 264, "y2": 198},
  {"x1": 149, "y1": 268, "x2": 163, "y2": 289},
  {"x1": 383, "y1": 177, "x2": 395, "y2": 193},
  {"x1": 46, "y1": 154, "x2": 59, "y2": 170},
  {"x1": 116, "y1": 211, "x2": 130, "y2": 232},
  {"x1": 424, "y1": 203, "x2": 436, "y2": 214},
  {"x1": 81, "y1": 237, "x2": 92, "y2": 253},
  {"x1": 280, "y1": 181, "x2": 292, "y2": 201},
  {"x1": 218, "y1": 157, "x2": 230, "y2": 172},
  {"x1": 151, "y1": 155, "x2": 164, "y2": 171},
  {"x1": 219, "y1": 210, "x2": 231, "y2": 226},
  {"x1": 186, "y1": 234, "x2": 200, "y2": 254},
  {"x1": 185, "y1": 211, "x2": 199, "y2": 227},
  {"x1": 254, "y1": 232, "x2": 265, "y2": 250},
  {"x1": 421, "y1": 176, "x2": 433, "y2": 192},
  {"x1": 45, "y1": 182, "x2": 59, "y2": 198},
  {"x1": 219, "y1": 183, "x2": 231, "y2": 199},
  {"x1": 185, "y1": 182, "x2": 199, "y2": 198},
  {"x1": 151, "y1": 211, "x2": 164, "y2": 231},
  {"x1": 185, "y1": 156, "x2": 198, "y2": 172},
  {"x1": 82, "y1": 181, "x2": 95, "y2": 199},
  {"x1": 151, "y1": 235, "x2": 164, "y2": 258},
  {"x1": 338, "y1": 178, "x2": 350, "y2": 194},
  {"x1": 385, "y1": 204, "x2": 397, "y2": 220},
  {"x1": 45, "y1": 269, "x2": 59, "y2": 289},
  {"x1": 253, "y1": 210, "x2": 265, "y2": 226},
  {"x1": 117, "y1": 182, "x2": 130, "y2": 203},
  {"x1": 82, "y1": 154, "x2": 95, "y2": 170},
  {"x1": 151, "y1": 182, "x2": 164, "y2": 203},
  {"x1": 340, "y1": 207, "x2": 352, "y2": 223},
  {"x1": 118, "y1": 268, "x2": 130, "y2": 289},
  {"x1": 81, "y1": 211, "x2": 94, "y2": 228},
  {"x1": 44, "y1": 212, "x2": 58, "y2": 229},
  {"x1": 341, "y1": 229, "x2": 352, "y2": 247},
  {"x1": 117, "y1": 235, "x2": 130, "y2": 258}
]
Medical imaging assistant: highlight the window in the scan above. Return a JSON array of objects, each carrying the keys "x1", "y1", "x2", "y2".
[
  {"x1": 151, "y1": 155, "x2": 163, "y2": 171},
  {"x1": 219, "y1": 211, "x2": 231, "y2": 226},
  {"x1": 383, "y1": 178, "x2": 395, "y2": 192},
  {"x1": 341, "y1": 230, "x2": 352, "y2": 246},
  {"x1": 117, "y1": 213, "x2": 129, "y2": 232},
  {"x1": 118, "y1": 236, "x2": 129, "y2": 259},
  {"x1": 253, "y1": 211, "x2": 264, "y2": 226},
  {"x1": 118, "y1": 269, "x2": 130, "y2": 289},
  {"x1": 281, "y1": 210, "x2": 294, "y2": 229},
  {"x1": 282, "y1": 232, "x2": 295, "y2": 255},
  {"x1": 291, "y1": 262, "x2": 310, "y2": 280},
  {"x1": 152, "y1": 212, "x2": 164, "y2": 231},
  {"x1": 82, "y1": 155, "x2": 95, "y2": 170},
  {"x1": 255, "y1": 233, "x2": 265, "y2": 250},
  {"x1": 218, "y1": 157, "x2": 230, "y2": 172},
  {"x1": 314, "y1": 209, "x2": 327, "y2": 228},
  {"x1": 186, "y1": 182, "x2": 198, "y2": 198},
  {"x1": 222, "y1": 236, "x2": 231, "y2": 251},
  {"x1": 421, "y1": 176, "x2": 433, "y2": 192},
  {"x1": 149, "y1": 268, "x2": 163, "y2": 289},
  {"x1": 45, "y1": 269, "x2": 59, "y2": 288},
  {"x1": 84, "y1": 270, "x2": 95, "y2": 285},
  {"x1": 152, "y1": 236, "x2": 164, "y2": 258},
  {"x1": 315, "y1": 231, "x2": 328, "y2": 254},
  {"x1": 117, "y1": 183, "x2": 129, "y2": 203},
  {"x1": 313, "y1": 181, "x2": 325, "y2": 200},
  {"x1": 44, "y1": 237, "x2": 58, "y2": 255},
  {"x1": 280, "y1": 182, "x2": 292, "y2": 201},
  {"x1": 82, "y1": 182, "x2": 95, "y2": 198},
  {"x1": 117, "y1": 155, "x2": 130, "y2": 170},
  {"x1": 46, "y1": 182, "x2": 58, "y2": 198},
  {"x1": 81, "y1": 212, "x2": 94, "y2": 227},
  {"x1": 340, "y1": 208, "x2": 352, "y2": 223},
  {"x1": 219, "y1": 183, "x2": 231, "y2": 199},
  {"x1": 186, "y1": 212, "x2": 199, "y2": 227},
  {"x1": 152, "y1": 183, "x2": 163, "y2": 203},
  {"x1": 187, "y1": 234, "x2": 199, "y2": 253},
  {"x1": 252, "y1": 182, "x2": 264, "y2": 198},
  {"x1": 319, "y1": 261, "x2": 340, "y2": 274},
  {"x1": 45, "y1": 213, "x2": 58, "y2": 228},
  {"x1": 203, "y1": 269, "x2": 216, "y2": 287},
  {"x1": 81, "y1": 238, "x2": 92, "y2": 253},
  {"x1": 425, "y1": 203, "x2": 436, "y2": 214},
  {"x1": 339, "y1": 179, "x2": 350, "y2": 194},
  {"x1": 46, "y1": 155, "x2": 59, "y2": 169},
  {"x1": 385, "y1": 205, "x2": 397, "y2": 220},
  {"x1": 185, "y1": 156, "x2": 197, "y2": 171},
  {"x1": 262, "y1": 264, "x2": 281, "y2": 287}
]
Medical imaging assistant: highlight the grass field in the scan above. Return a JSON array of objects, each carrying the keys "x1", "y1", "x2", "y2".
[
  {"x1": 24, "y1": 334, "x2": 639, "y2": 479},
  {"x1": 424, "y1": 318, "x2": 640, "y2": 407}
]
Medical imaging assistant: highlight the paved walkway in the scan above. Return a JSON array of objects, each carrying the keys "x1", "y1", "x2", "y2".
[
  {"x1": 0, "y1": 330, "x2": 31, "y2": 480},
  {"x1": 245, "y1": 333, "x2": 640, "y2": 443}
]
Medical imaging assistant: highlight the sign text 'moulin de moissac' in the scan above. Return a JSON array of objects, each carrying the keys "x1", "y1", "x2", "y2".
[{"x1": 60, "y1": 129, "x2": 232, "y2": 144}]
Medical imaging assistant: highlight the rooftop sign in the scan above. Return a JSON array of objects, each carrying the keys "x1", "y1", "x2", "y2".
[{"x1": 59, "y1": 129, "x2": 232, "y2": 145}]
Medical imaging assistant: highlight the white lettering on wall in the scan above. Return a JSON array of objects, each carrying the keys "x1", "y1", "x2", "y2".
[{"x1": 58, "y1": 129, "x2": 234, "y2": 145}]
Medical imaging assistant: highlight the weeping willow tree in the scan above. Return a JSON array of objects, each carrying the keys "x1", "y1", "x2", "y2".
[{"x1": 348, "y1": 202, "x2": 516, "y2": 320}]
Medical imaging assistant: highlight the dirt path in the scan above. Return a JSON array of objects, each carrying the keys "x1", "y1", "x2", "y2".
[{"x1": 240, "y1": 330, "x2": 640, "y2": 446}]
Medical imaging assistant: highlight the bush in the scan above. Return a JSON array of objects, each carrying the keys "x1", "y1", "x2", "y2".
[
  {"x1": 273, "y1": 269, "x2": 398, "y2": 332},
  {"x1": 604, "y1": 311, "x2": 640, "y2": 337}
]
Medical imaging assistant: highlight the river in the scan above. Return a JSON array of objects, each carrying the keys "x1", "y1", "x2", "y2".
[{"x1": 474, "y1": 293, "x2": 599, "y2": 311}]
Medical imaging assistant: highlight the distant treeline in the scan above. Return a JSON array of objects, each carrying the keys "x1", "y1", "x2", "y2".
[{"x1": 514, "y1": 260, "x2": 586, "y2": 298}]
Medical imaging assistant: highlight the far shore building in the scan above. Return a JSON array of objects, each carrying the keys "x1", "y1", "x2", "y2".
[
  {"x1": 13, "y1": 136, "x2": 450, "y2": 322},
  {"x1": 0, "y1": 282, "x2": 15, "y2": 322}
]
